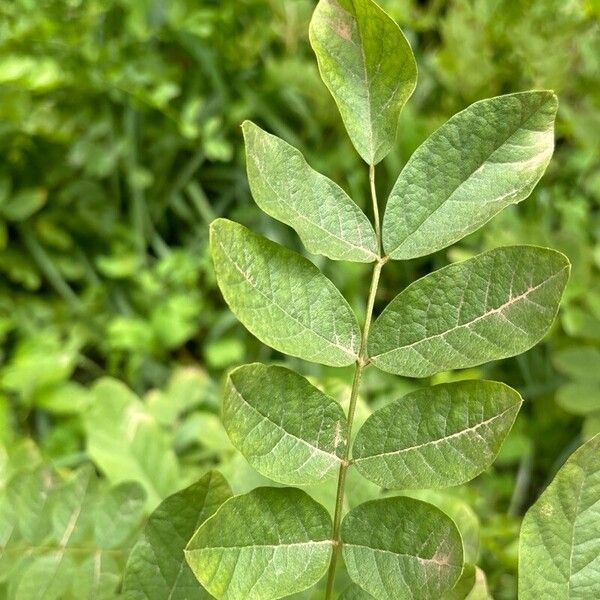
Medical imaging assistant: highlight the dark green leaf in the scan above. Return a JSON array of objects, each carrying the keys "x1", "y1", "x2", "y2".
[
  {"x1": 353, "y1": 380, "x2": 521, "y2": 488},
  {"x1": 123, "y1": 471, "x2": 232, "y2": 600},
  {"x1": 341, "y1": 496, "x2": 463, "y2": 600},
  {"x1": 519, "y1": 434, "x2": 600, "y2": 599}
]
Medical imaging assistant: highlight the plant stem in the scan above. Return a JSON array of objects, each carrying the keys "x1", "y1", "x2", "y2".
[
  {"x1": 369, "y1": 163, "x2": 381, "y2": 256},
  {"x1": 325, "y1": 164, "x2": 385, "y2": 599}
]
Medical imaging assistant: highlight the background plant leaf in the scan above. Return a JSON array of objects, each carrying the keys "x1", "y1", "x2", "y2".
[
  {"x1": 85, "y1": 378, "x2": 180, "y2": 509},
  {"x1": 3, "y1": 465, "x2": 145, "y2": 600},
  {"x1": 553, "y1": 346, "x2": 600, "y2": 381},
  {"x1": 556, "y1": 382, "x2": 600, "y2": 415}
]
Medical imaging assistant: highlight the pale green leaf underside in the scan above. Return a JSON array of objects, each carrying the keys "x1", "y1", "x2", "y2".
[
  {"x1": 369, "y1": 246, "x2": 570, "y2": 377},
  {"x1": 383, "y1": 91, "x2": 557, "y2": 259},
  {"x1": 310, "y1": 0, "x2": 417, "y2": 164},
  {"x1": 242, "y1": 121, "x2": 377, "y2": 262},
  {"x1": 185, "y1": 487, "x2": 333, "y2": 600},
  {"x1": 341, "y1": 496, "x2": 463, "y2": 600},
  {"x1": 519, "y1": 434, "x2": 600, "y2": 599},
  {"x1": 210, "y1": 219, "x2": 361, "y2": 366},
  {"x1": 123, "y1": 471, "x2": 232, "y2": 600},
  {"x1": 223, "y1": 363, "x2": 348, "y2": 486},
  {"x1": 353, "y1": 380, "x2": 522, "y2": 488}
]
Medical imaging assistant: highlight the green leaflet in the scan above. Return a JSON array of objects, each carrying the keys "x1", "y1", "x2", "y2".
[
  {"x1": 185, "y1": 487, "x2": 333, "y2": 600},
  {"x1": 309, "y1": 0, "x2": 417, "y2": 164},
  {"x1": 223, "y1": 363, "x2": 348, "y2": 485},
  {"x1": 519, "y1": 434, "x2": 600, "y2": 599},
  {"x1": 85, "y1": 378, "x2": 180, "y2": 509},
  {"x1": 210, "y1": 218, "x2": 361, "y2": 366},
  {"x1": 383, "y1": 91, "x2": 558, "y2": 260},
  {"x1": 352, "y1": 381, "x2": 522, "y2": 488},
  {"x1": 123, "y1": 471, "x2": 232, "y2": 600},
  {"x1": 242, "y1": 121, "x2": 377, "y2": 263},
  {"x1": 341, "y1": 496, "x2": 463, "y2": 600},
  {"x1": 369, "y1": 246, "x2": 570, "y2": 377}
]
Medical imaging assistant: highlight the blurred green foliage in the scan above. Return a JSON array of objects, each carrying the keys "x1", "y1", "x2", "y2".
[{"x1": 0, "y1": 0, "x2": 599, "y2": 598}]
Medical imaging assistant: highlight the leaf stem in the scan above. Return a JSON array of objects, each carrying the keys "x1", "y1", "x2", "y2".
[
  {"x1": 369, "y1": 163, "x2": 382, "y2": 256},
  {"x1": 325, "y1": 164, "x2": 385, "y2": 599}
]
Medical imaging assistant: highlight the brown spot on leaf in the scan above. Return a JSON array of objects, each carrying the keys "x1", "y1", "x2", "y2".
[{"x1": 333, "y1": 18, "x2": 352, "y2": 41}]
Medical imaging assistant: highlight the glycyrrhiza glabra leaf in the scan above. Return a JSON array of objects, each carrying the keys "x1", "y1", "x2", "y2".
[
  {"x1": 383, "y1": 91, "x2": 558, "y2": 260},
  {"x1": 352, "y1": 380, "x2": 522, "y2": 488},
  {"x1": 223, "y1": 363, "x2": 348, "y2": 485},
  {"x1": 369, "y1": 245, "x2": 570, "y2": 377},
  {"x1": 123, "y1": 471, "x2": 232, "y2": 600},
  {"x1": 519, "y1": 434, "x2": 600, "y2": 599},
  {"x1": 341, "y1": 496, "x2": 464, "y2": 600},
  {"x1": 242, "y1": 120, "x2": 377, "y2": 263},
  {"x1": 185, "y1": 487, "x2": 334, "y2": 600},
  {"x1": 210, "y1": 218, "x2": 361, "y2": 367},
  {"x1": 310, "y1": 0, "x2": 417, "y2": 164}
]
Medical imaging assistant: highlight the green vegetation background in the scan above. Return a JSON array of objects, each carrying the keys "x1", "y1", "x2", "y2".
[{"x1": 0, "y1": 1, "x2": 598, "y2": 598}]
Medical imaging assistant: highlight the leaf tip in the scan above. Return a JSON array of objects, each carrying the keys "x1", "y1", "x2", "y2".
[{"x1": 241, "y1": 119, "x2": 257, "y2": 136}]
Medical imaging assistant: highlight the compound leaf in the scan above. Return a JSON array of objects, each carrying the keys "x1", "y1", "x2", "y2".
[
  {"x1": 341, "y1": 496, "x2": 463, "y2": 600},
  {"x1": 383, "y1": 91, "x2": 558, "y2": 260},
  {"x1": 353, "y1": 380, "x2": 521, "y2": 488},
  {"x1": 519, "y1": 434, "x2": 600, "y2": 599},
  {"x1": 223, "y1": 363, "x2": 347, "y2": 485},
  {"x1": 123, "y1": 471, "x2": 232, "y2": 600},
  {"x1": 369, "y1": 246, "x2": 569, "y2": 377},
  {"x1": 310, "y1": 0, "x2": 417, "y2": 164},
  {"x1": 242, "y1": 121, "x2": 377, "y2": 263},
  {"x1": 185, "y1": 487, "x2": 333, "y2": 600},
  {"x1": 211, "y1": 218, "x2": 361, "y2": 367}
]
